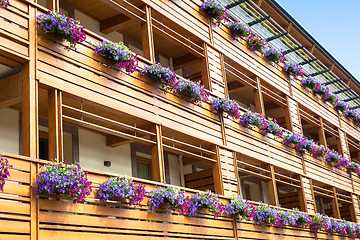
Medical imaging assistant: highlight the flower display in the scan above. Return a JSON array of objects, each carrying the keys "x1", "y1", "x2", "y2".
[
  {"x1": 0, "y1": 0, "x2": 9, "y2": 9},
  {"x1": 283, "y1": 61, "x2": 304, "y2": 78},
  {"x1": 239, "y1": 110, "x2": 283, "y2": 137},
  {"x1": 350, "y1": 162, "x2": 360, "y2": 175},
  {"x1": 210, "y1": 97, "x2": 241, "y2": 119},
  {"x1": 309, "y1": 213, "x2": 331, "y2": 232},
  {"x1": 175, "y1": 78, "x2": 209, "y2": 105},
  {"x1": 188, "y1": 190, "x2": 225, "y2": 218},
  {"x1": 345, "y1": 109, "x2": 360, "y2": 125},
  {"x1": 140, "y1": 63, "x2": 178, "y2": 92},
  {"x1": 253, "y1": 204, "x2": 280, "y2": 225},
  {"x1": 97, "y1": 177, "x2": 146, "y2": 208},
  {"x1": 245, "y1": 31, "x2": 267, "y2": 51},
  {"x1": 311, "y1": 144, "x2": 328, "y2": 158},
  {"x1": 200, "y1": 0, "x2": 230, "y2": 25},
  {"x1": 148, "y1": 185, "x2": 189, "y2": 215},
  {"x1": 282, "y1": 132, "x2": 307, "y2": 151},
  {"x1": 225, "y1": 196, "x2": 255, "y2": 219},
  {"x1": 33, "y1": 162, "x2": 92, "y2": 203},
  {"x1": 334, "y1": 100, "x2": 349, "y2": 113},
  {"x1": 37, "y1": 10, "x2": 86, "y2": 50},
  {"x1": 93, "y1": 40, "x2": 138, "y2": 74},
  {"x1": 0, "y1": 155, "x2": 12, "y2": 192},
  {"x1": 227, "y1": 21, "x2": 250, "y2": 38},
  {"x1": 263, "y1": 45, "x2": 286, "y2": 64}
]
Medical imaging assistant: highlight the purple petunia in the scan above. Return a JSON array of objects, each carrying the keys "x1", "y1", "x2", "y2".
[
  {"x1": 0, "y1": 0, "x2": 9, "y2": 9},
  {"x1": 200, "y1": 0, "x2": 230, "y2": 25},
  {"x1": 140, "y1": 63, "x2": 178, "y2": 92},
  {"x1": 0, "y1": 155, "x2": 12, "y2": 192}
]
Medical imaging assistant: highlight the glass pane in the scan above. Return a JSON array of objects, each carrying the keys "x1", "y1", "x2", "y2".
[{"x1": 137, "y1": 162, "x2": 150, "y2": 180}]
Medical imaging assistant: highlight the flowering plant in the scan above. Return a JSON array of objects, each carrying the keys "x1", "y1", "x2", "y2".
[
  {"x1": 228, "y1": 21, "x2": 250, "y2": 38},
  {"x1": 148, "y1": 186, "x2": 189, "y2": 215},
  {"x1": 334, "y1": 101, "x2": 349, "y2": 113},
  {"x1": 253, "y1": 204, "x2": 280, "y2": 225},
  {"x1": 283, "y1": 61, "x2": 304, "y2": 78},
  {"x1": 0, "y1": 155, "x2": 12, "y2": 192},
  {"x1": 311, "y1": 144, "x2": 328, "y2": 158},
  {"x1": 37, "y1": 11, "x2": 86, "y2": 50},
  {"x1": 33, "y1": 162, "x2": 92, "y2": 203},
  {"x1": 350, "y1": 162, "x2": 360, "y2": 175},
  {"x1": 141, "y1": 63, "x2": 178, "y2": 92},
  {"x1": 282, "y1": 132, "x2": 307, "y2": 151},
  {"x1": 225, "y1": 196, "x2": 255, "y2": 219},
  {"x1": 240, "y1": 110, "x2": 266, "y2": 131},
  {"x1": 175, "y1": 78, "x2": 209, "y2": 105},
  {"x1": 323, "y1": 90, "x2": 338, "y2": 105},
  {"x1": 0, "y1": 0, "x2": 9, "y2": 9},
  {"x1": 189, "y1": 190, "x2": 225, "y2": 218},
  {"x1": 93, "y1": 40, "x2": 138, "y2": 74},
  {"x1": 97, "y1": 177, "x2": 146, "y2": 208},
  {"x1": 210, "y1": 97, "x2": 241, "y2": 119},
  {"x1": 345, "y1": 109, "x2": 360, "y2": 125},
  {"x1": 301, "y1": 77, "x2": 322, "y2": 93},
  {"x1": 200, "y1": 0, "x2": 230, "y2": 25},
  {"x1": 245, "y1": 31, "x2": 266, "y2": 51},
  {"x1": 263, "y1": 45, "x2": 286, "y2": 64},
  {"x1": 292, "y1": 210, "x2": 311, "y2": 228},
  {"x1": 324, "y1": 150, "x2": 344, "y2": 167},
  {"x1": 309, "y1": 213, "x2": 331, "y2": 232}
]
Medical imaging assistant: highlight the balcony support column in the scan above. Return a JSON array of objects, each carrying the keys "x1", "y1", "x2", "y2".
[
  {"x1": 151, "y1": 125, "x2": 165, "y2": 183},
  {"x1": 268, "y1": 165, "x2": 279, "y2": 207},
  {"x1": 48, "y1": 89, "x2": 63, "y2": 162},
  {"x1": 142, "y1": 6, "x2": 155, "y2": 63},
  {"x1": 254, "y1": 77, "x2": 265, "y2": 115}
]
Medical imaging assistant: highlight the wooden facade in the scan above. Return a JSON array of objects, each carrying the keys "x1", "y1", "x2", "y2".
[{"x1": 0, "y1": 0, "x2": 360, "y2": 239}]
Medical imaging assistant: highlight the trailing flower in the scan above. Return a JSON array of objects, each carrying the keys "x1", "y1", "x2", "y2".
[
  {"x1": 263, "y1": 45, "x2": 286, "y2": 64},
  {"x1": 282, "y1": 132, "x2": 307, "y2": 152},
  {"x1": 323, "y1": 90, "x2": 338, "y2": 105},
  {"x1": 0, "y1": 155, "x2": 12, "y2": 192},
  {"x1": 253, "y1": 204, "x2": 280, "y2": 225},
  {"x1": 334, "y1": 100, "x2": 349, "y2": 114},
  {"x1": 283, "y1": 61, "x2": 304, "y2": 78},
  {"x1": 345, "y1": 109, "x2": 360, "y2": 125},
  {"x1": 93, "y1": 40, "x2": 138, "y2": 74},
  {"x1": 210, "y1": 97, "x2": 241, "y2": 119},
  {"x1": 33, "y1": 162, "x2": 92, "y2": 203},
  {"x1": 0, "y1": 0, "x2": 9, "y2": 9},
  {"x1": 309, "y1": 213, "x2": 331, "y2": 232},
  {"x1": 225, "y1": 196, "x2": 255, "y2": 219},
  {"x1": 245, "y1": 31, "x2": 266, "y2": 51},
  {"x1": 227, "y1": 21, "x2": 250, "y2": 38},
  {"x1": 324, "y1": 150, "x2": 350, "y2": 170},
  {"x1": 189, "y1": 190, "x2": 225, "y2": 218},
  {"x1": 311, "y1": 144, "x2": 328, "y2": 158},
  {"x1": 148, "y1": 185, "x2": 189, "y2": 215},
  {"x1": 350, "y1": 162, "x2": 360, "y2": 175},
  {"x1": 200, "y1": 0, "x2": 230, "y2": 25},
  {"x1": 175, "y1": 78, "x2": 209, "y2": 106},
  {"x1": 97, "y1": 177, "x2": 146, "y2": 208},
  {"x1": 37, "y1": 10, "x2": 86, "y2": 50},
  {"x1": 239, "y1": 110, "x2": 283, "y2": 137},
  {"x1": 140, "y1": 63, "x2": 178, "y2": 92}
]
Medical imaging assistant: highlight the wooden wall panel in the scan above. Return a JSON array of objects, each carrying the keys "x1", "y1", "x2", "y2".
[
  {"x1": 218, "y1": 147, "x2": 238, "y2": 197},
  {"x1": 338, "y1": 129, "x2": 350, "y2": 159},
  {"x1": 206, "y1": 45, "x2": 226, "y2": 97},
  {"x1": 287, "y1": 97, "x2": 302, "y2": 134},
  {"x1": 340, "y1": 118, "x2": 360, "y2": 141},
  {"x1": 304, "y1": 155, "x2": 352, "y2": 192},
  {"x1": 301, "y1": 176, "x2": 316, "y2": 214}
]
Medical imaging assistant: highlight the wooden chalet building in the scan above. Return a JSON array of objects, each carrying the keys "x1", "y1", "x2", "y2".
[{"x1": 0, "y1": 0, "x2": 360, "y2": 239}]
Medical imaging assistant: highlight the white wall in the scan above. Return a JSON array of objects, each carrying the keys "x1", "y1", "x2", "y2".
[
  {"x1": 0, "y1": 108, "x2": 19, "y2": 155},
  {"x1": 78, "y1": 128, "x2": 132, "y2": 176}
]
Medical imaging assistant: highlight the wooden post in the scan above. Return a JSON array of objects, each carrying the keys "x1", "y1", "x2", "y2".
[
  {"x1": 46, "y1": 0, "x2": 59, "y2": 11},
  {"x1": 268, "y1": 165, "x2": 279, "y2": 207},
  {"x1": 318, "y1": 117, "x2": 327, "y2": 148},
  {"x1": 298, "y1": 175, "x2": 308, "y2": 212},
  {"x1": 201, "y1": 43, "x2": 212, "y2": 91},
  {"x1": 213, "y1": 146, "x2": 224, "y2": 195},
  {"x1": 332, "y1": 187, "x2": 341, "y2": 219},
  {"x1": 48, "y1": 89, "x2": 63, "y2": 162},
  {"x1": 285, "y1": 96, "x2": 302, "y2": 133},
  {"x1": 141, "y1": 6, "x2": 155, "y2": 63},
  {"x1": 254, "y1": 77, "x2": 265, "y2": 115},
  {"x1": 151, "y1": 125, "x2": 165, "y2": 182}
]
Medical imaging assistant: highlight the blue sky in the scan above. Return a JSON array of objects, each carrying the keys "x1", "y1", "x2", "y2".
[{"x1": 275, "y1": 0, "x2": 360, "y2": 81}]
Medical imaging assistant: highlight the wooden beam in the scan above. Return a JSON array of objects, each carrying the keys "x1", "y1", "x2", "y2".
[
  {"x1": 141, "y1": 6, "x2": 155, "y2": 63},
  {"x1": 213, "y1": 146, "x2": 224, "y2": 195},
  {"x1": 0, "y1": 72, "x2": 22, "y2": 109},
  {"x1": 332, "y1": 187, "x2": 341, "y2": 219},
  {"x1": 46, "y1": 0, "x2": 59, "y2": 11},
  {"x1": 268, "y1": 165, "x2": 279, "y2": 207},
  {"x1": 227, "y1": 81, "x2": 245, "y2": 93},
  {"x1": 106, "y1": 135, "x2": 133, "y2": 147},
  {"x1": 100, "y1": 14, "x2": 132, "y2": 34},
  {"x1": 151, "y1": 125, "x2": 165, "y2": 182},
  {"x1": 254, "y1": 78, "x2": 265, "y2": 114},
  {"x1": 318, "y1": 117, "x2": 327, "y2": 148},
  {"x1": 100, "y1": 0, "x2": 145, "y2": 22},
  {"x1": 48, "y1": 89, "x2": 62, "y2": 162}
]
